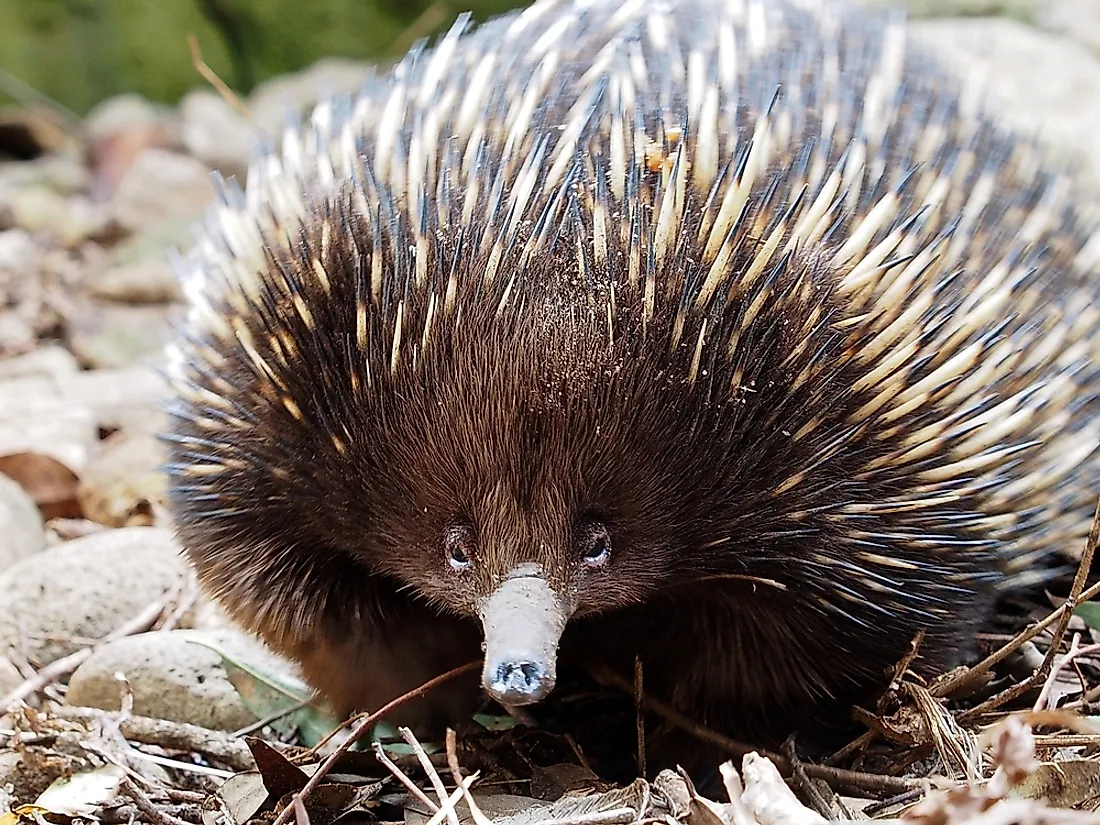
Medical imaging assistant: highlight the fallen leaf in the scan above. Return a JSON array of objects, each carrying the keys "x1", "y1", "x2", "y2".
[
  {"x1": 246, "y1": 737, "x2": 310, "y2": 799},
  {"x1": 0, "y1": 452, "x2": 81, "y2": 519},
  {"x1": 219, "y1": 772, "x2": 272, "y2": 825},
  {"x1": 33, "y1": 764, "x2": 125, "y2": 816}
]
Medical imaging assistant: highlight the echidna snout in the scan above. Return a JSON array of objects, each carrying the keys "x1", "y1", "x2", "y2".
[{"x1": 478, "y1": 567, "x2": 571, "y2": 705}]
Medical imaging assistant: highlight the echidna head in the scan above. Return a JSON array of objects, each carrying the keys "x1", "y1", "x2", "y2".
[{"x1": 337, "y1": 310, "x2": 694, "y2": 707}]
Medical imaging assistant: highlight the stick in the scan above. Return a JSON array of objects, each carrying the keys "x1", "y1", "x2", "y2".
[{"x1": 271, "y1": 661, "x2": 480, "y2": 825}]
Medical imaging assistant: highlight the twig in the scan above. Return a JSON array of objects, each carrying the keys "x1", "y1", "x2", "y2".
[
  {"x1": 401, "y1": 726, "x2": 459, "y2": 825},
  {"x1": 782, "y1": 739, "x2": 833, "y2": 819},
  {"x1": 955, "y1": 501, "x2": 1100, "y2": 724},
  {"x1": 596, "y1": 669, "x2": 921, "y2": 795},
  {"x1": 271, "y1": 660, "x2": 480, "y2": 825},
  {"x1": 55, "y1": 707, "x2": 256, "y2": 771},
  {"x1": 293, "y1": 793, "x2": 312, "y2": 825},
  {"x1": 186, "y1": 35, "x2": 251, "y2": 119},
  {"x1": 447, "y1": 728, "x2": 494, "y2": 825},
  {"x1": 937, "y1": 495, "x2": 1100, "y2": 708},
  {"x1": 373, "y1": 742, "x2": 441, "y2": 813},
  {"x1": 0, "y1": 66, "x2": 82, "y2": 130},
  {"x1": 564, "y1": 733, "x2": 594, "y2": 774},
  {"x1": 121, "y1": 778, "x2": 192, "y2": 825},
  {"x1": 634, "y1": 656, "x2": 646, "y2": 779},
  {"x1": 861, "y1": 788, "x2": 924, "y2": 817},
  {"x1": 1, "y1": 591, "x2": 175, "y2": 708},
  {"x1": 1033, "y1": 636, "x2": 1100, "y2": 712},
  {"x1": 231, "y1": 696, "x2": 312, "y2": 737}
]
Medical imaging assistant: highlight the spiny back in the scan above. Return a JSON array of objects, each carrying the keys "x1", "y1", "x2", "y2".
[{"x1": 166, "y1": 0, "x2": 1100, "y2": 656}]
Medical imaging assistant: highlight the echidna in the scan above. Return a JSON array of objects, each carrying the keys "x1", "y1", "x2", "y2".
[{"x1": 164, "y1": 0, "x2": 1100, "y2": 760}]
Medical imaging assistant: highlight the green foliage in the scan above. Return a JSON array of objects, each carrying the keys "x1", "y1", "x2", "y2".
[{"x1": 0, "y1": 0, "x2": 529, "y2": 115}]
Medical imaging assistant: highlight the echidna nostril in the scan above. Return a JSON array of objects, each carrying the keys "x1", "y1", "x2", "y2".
[{"x1": 490, "y1": 660, "x2": 547, "y2": 702}]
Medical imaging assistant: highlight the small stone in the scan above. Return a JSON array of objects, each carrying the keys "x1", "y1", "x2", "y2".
[
  {"x1": 180, "y1": 89, "x2": 255, "y2": 181},
  {"x1": 87, "y1": 258, "x2": 181, "y2": 304},
  {"x1": 66, "y1": 629, "x2": 291, "y2": 732},
  {"x1": 248, "y1": 57, "x2": 374, "y2": 134},
  {"x1": 0, "y1": 229, "x2": 36, "y2": 271},
  {"x1": 0, "y1": 527, "x2": 188, "y2": 666},
  {"x1": 109, "y1": 148, "x2": 215, "y2": 234},
  {"x1": 0, "y1": 471, "x2": 46, "y2": 564},
  {"x1": 67, "y1": 299, "x2": 174, "y2": 369},
  {"x1": 84, "y1": 94, "x2": 179, "y2": 146},
  {"x1": 0, "y1": 364, "x2": 169, "y2": 435},
  {"x1": 77, "y1": 429, "x2": 167, "y2": 527},
  {"x1": 0, "y1": 345, "x2": 79, "y2": 381},
  {"x1": 8, "y1": 187, "x2": 109, "y2": 246}
]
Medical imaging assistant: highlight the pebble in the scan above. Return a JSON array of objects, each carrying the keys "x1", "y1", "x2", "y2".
[
  {"x1": 109, "y1": 148, "x2": 215, "y2": 234},
  {"x1": 0, "y1": 527, "x2": 188, "y2": 666},
  {"x1": 76, "y1": 428, "x2": 166, "y2": 527},
  {"x1": 66, "y1": 629, "x2": 292, "y2": 732},
  {"x1": 0, "y1": 472, "x2": 47, "y2": 565},
  {"x1": 66, "y1": 299, "x2": 174, "y2": 369},
  {"x1": 179, "y1": 89, "x2": 255, "y2": 181}
]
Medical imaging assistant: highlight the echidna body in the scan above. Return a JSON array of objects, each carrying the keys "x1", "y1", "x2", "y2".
[{"x1": 165, "y1": 0, "x2": 1100, "y2": 755}]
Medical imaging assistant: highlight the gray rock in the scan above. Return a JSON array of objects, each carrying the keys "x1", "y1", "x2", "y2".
[
  {"x1": 0, "y1": 346, "x2": 79, "y2": 381},
  {"x1": 66, "y1": 629, "x2": 292, "y2": 732},
  {"x1": 180, "y1": 89, "x2": 255, "y2": 182},
  {"x1": 0, "y1": 472, "x2": 46, "y2": 565},
  {"x1": 67, "y1": 300, "x2": 174, "y2": 369},
  {"x1": 1036, "y1": 0, "x2": 1100, "y2": 59},
  {"x1": 911, "y1": 18, "x2": 1100, "y2": 193},
  {"x1": 84, "y1": 94, "x2": 179, "y2": 147},
  {"x1": 0, "y1": 229, "x2": 38, "y2": 272},
  {"x1": 0, "y1": 527, "x2": 188, "y2": 666},
  {"x1": 109, "y1": 148, "x2": 215, "y2": 234},
  {"x1": 87, "y1": 258, "x2": 181, "y2": 305},
  {"x1": 248, "y1": 57, "x2": 375, "y2": 135}
]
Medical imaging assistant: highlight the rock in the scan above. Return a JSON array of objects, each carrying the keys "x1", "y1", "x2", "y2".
[
  {"x1": 0, "y1": 471, "x2": 46, "y2": 564},
  {"x1": 248, "y1": 57, "x2": 375, "y2": 134},
  {"x1": 87, "y1": 258, "x2": 181, "y2": 304},
  {"x1": 180, "y1": 89, "x2": 255, "y2": 181},
  {"x1": 84, "y1": 94, "x2": 179, "y2": 146},
  {"x1": 66, "y1": 629, "x2": 292, "y2": 732},
  {"x1": 1036, "y1": 0, "x2": 1100, "y2": 58},
  {"x1": 0, "y1": 527, "x2": 187, "y2": 666},
  {"x1": 0, "y1": 364, "x2": 169, "y2": 435},
  {"x1": 911, "y1": 18, "x2": 1100, "y2": 193},
  {"x1": 109, "y1": 148, "x2": 215, "y2": 234},
  {"x1": 0, "y1": 345, "x2": 79, "y2": 381},
  {"x1": 8, "y1": 186, "x2": 110, "y2": 246},
  {"x1": 67, "y1": 299, "x2": 174, "y2": 369},
  {"x1": 0, "y1": 401, "x2": 97, "y2": 472},
  {"x1": 77, "y1": 429, "x2": 167, "y2": 527},
  {"x1": 0, "y1": 229, "x2": 37, "y2": 271},
  {"x1": 0, "y1": 153, "x2": 91, "y2": 197}
]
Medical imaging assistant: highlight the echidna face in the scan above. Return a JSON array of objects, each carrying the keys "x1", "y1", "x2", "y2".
[{"x1": 332, "y1": 348, "x2": 691, "y2": 706}]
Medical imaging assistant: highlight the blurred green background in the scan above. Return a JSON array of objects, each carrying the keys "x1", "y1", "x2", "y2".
[{"x1": 0, "y1": 0, "x2": 529, "y2": 115}]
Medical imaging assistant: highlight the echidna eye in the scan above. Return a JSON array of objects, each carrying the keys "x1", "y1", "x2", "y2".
[
  {"x1": 579, "y1": 523, "x2": 611, "y2": 567},
  {"x1": 443, "y1": 525, "x2": 474, "y2": 571}
]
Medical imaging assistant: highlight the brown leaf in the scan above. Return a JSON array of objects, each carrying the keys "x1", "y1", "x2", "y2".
[
  {"x1": 245, "y1": 737, "x2": 310, "y2": 799},
  {"x1": 0, "y1": 452, "x2": 81, "y2": 519}
]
